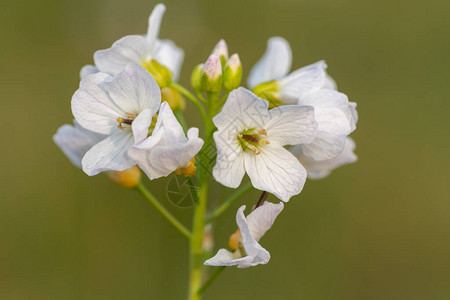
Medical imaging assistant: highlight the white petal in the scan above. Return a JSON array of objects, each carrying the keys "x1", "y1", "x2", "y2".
[
  {"x1": 293, "y1": 137, "x2": 357, "y2": 179},
  {"x1": 100, "y1": 63, "x2": 161, "y2": 116},
  {"x1": 265, "y1": 105, "x2": 317, "y2": 146},
  {"x1": 213, "y1": 87, "x2": 271, "y2": 132},
  {"x1": 72, "y1": 73, "x2": 124, "y2": 135},
  {"x1": 81, "y1": 130, "x2": 135, "y2": 176},
  {"x1": 247, "y1": 37, "x2": 292, "y2": 89},
  {"x1": 244, "y1": 143, "x2": 307, "y2": 202},
  {"x1": 80, "y1": 65, "x2": 99, "y2": 79},
  {"x1": 53, "y1": 122, "x2": 106, "y2": 168},
  {"x1": 204, "y1": 249, "x2": 255, "y2": 267},
  {"x1": 298, "y1": 89, "x2": 352, "y2": 160},
  {"x1": 278, "y1": 60, "x2": 327, "y2": 104},
  {"x1": 348, "y1": 101, "x2": 358, "y2": 132},
  {"x1": 146, "y1": 4, "x2": 166, "y2": 50},
  {"x1": 128, "y1": 103, "x2": 204, "y2": 180},
  {"x1": 246, "y1": 202, "x2": 284, "y2": 241},
  {"x1": 94, "y1": 35, "x2": 151, "y2": 75},
  {"x1": 323, "y1": 72, "x2": 337, "y2": 90},
  {"x1": 131, "y1": 108, "x2": 153, "y2": 144},
  {"x1": 235, "y1": 205, "x2": 271, "y2": 268},
  {"x1": 153, "y1": 39, "x2": 184, "y2": 82},
  {"x1": 212, "y1": 130, "x2": 246, "y2": 188}
]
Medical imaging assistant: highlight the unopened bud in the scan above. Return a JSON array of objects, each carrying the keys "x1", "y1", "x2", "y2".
[
  {"x1": 173, "y1": 157, "x2": 197, "y2": 177},
  {"x1": 201, "y1": 55, "x2": 223, "y2": 92},
  {"x1": 142, "y1": 59, "x2": 173, "y2": 88},
  {"x1": 223, "y1": 54, "x2": 242, "y2": 91},
  {"x1": 252, "y1": 80, "x2": 281, "y2": 108},
  {"x1": 107, "y1": 165, "x2": 141, "y2": 188},
  {"x1": 228, "y1": 228, "x2": 241, "y2": 251},
  {"x1": 212, "y1": 39, "x2": 229, "y2": 66},
  {"x1": 161, "y1": 87, "x2": 185, "y2": 110},
  {"x1": 202, "y1": 224, "x2": 214, "y2": 253},
  {"x1": 191, "y1": 64, "x2": 203, "y2": 91}
]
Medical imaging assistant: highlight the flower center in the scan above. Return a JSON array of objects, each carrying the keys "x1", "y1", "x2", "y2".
[
  {"x1": 116, "y1": 112, "x2": 137, "y2": 130},
  {"x1": 237, "y1": 128, "x2": 269, "y2": 155}
]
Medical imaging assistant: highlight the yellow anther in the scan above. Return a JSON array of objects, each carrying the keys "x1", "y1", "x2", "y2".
[
  {"x1": 126, "y1": 112, "x2": 137, "y2": 119},
  {"x1": 250, "y1": 145, "x2": 261, "y2": 155},
  {"x1": 229, "y1": 229, "x2": 241, "y2": 251},
  {"x1": 258, "y1": 129, "x2": 267, "y2": 136},
  {"x1": 174, "y1": 157, "x2": 197, "y2": 177},
  {"x1": 258, "y1": 140, "x2": 270, "y2": 146}
]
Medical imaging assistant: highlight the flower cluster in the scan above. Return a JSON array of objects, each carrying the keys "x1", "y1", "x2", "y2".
[{"x1": 54, "y1": 3, "x2": 358, "y2": 293}]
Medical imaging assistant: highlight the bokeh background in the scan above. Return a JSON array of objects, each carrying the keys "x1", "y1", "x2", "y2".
[{"x1": 1, "y1": 0, "x2": 449, "y2": 299}]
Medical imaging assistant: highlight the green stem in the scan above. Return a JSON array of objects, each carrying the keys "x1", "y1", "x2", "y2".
[
  {"x1": 205, "y1": 181, "x2": 252, "y2": 224},
  {"x1": 197, "y1": 266, "x2": 226, "y2": 296},
  {"x1": 135, "y1": 182, "x2": 191, "y2": 239},
  {"x1": 170, "y1": 82, "x2": 208, "y2": 124}
]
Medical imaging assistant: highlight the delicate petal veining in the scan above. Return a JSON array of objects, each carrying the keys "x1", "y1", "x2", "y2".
[
  {"x1": 212, "y1": 88, "x2": 316, "y2": 201},
  {"x1": 128, "y1": 102, "x2": 204, "y2": 180},
  {"x1": 53, "y1": 121, "x2": 106, "y2": 168},
  {"x1": 292, "y1": 137, "x2": 357, "y2": 179},
  {"x1": 81, "y1": 130, "x2": 135, "y2": 176},
  {"x1": 247, "y1": 37, "x2": 292, "y2": 89},
  {"x1": 244, "y1": 144, "x2": 307, "y2": 202}
]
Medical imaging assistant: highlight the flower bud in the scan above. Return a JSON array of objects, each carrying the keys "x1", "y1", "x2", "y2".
[
  {"x1": 107, "y1": 165, "x2": 141, "y2": 188},
  {"x1": 212, "y1": 39, "x2": 229, "y2": 66},
  {"x1": 228, "y1": 228, "x2": 241, "y2": 251},
  {"x1": 223, "y1": 54, "x2": 242, "y2": 91},
  {"x1": 201, "y1": 54, "x2": 223, "y2": 92},
  {"x1": 173, "y1": 157, "x2": 197, "y2": 177},
  {"x1": 252, "y1": 80, "x2": 281, "y2": 108},
  {"x1": 191, "y1": 64, "x2": 203, "y2": 91},
  {"x1": 161, "y1": 87, "x2": 186, "y2": 110},
  {"x1": 142, "y1": 59, "x2": 173, "y2": 88}
]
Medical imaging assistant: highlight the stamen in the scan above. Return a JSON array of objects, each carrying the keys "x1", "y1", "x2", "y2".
[
  {"x1": 116, "y1": 113, "x2": 136, "y2": 130},
  {"x1": 242, "y1": 134, "x2": 259, "y2": 143},
  {"x1": 258, "y1": 140, "x2": 270, "y2": 146},
  {"x1": 250, "y1": 145, "x2": 260, "y2": 155},
  {"x1": 258, "y1": 129, "x2": 267, "y2": 136}
]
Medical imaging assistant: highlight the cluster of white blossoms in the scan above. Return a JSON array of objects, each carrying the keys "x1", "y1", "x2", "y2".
[{"x1": 54, "y1": 3, "x2": 358, "y2": 272}]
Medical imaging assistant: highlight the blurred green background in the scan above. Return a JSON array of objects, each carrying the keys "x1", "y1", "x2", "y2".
[{"x1": 1, "y1": 0, "x2": 449, "y2": 299}]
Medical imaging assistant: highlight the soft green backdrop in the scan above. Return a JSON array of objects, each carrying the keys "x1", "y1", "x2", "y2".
[{"x1": 1, "y1": 0, "x2": 449, "y2": 299}]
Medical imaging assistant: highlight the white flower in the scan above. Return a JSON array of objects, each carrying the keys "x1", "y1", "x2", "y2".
[
  {"x1": 248, "y1": 36, "x2": 357, "y2": 161},
  {"x1": 71, "y1": 63, "x2": 161, "y2": 176},
  {"x1": 90, "y1": 4, "x2": 184, "y2": 81},
  {"x1": 128, "y1": 102, "x2": 204, "y2": 180},
  {"x1": 205, "y1": 202, "x2": 284, "y2": 268},
  {"x1": 291, "y1": 137, "x2": 357, "y2": 179},
  {"x1": 212, "y1": 87, "x2": 317, "y2": 201},
  {"x1": 53, "y1": 121, "x2": 106, "y2": 168}
]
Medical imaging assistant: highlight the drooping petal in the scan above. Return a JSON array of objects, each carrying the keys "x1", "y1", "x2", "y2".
[
  {"x1": 146, "y1": 4, "x2": 166, "y2": 50},
  {"x1": 94, "y1": 35, "x2": 151, "y2": 75},
  {"x1": 247, "y1": 37, "x2": 292, "y2": 89},
  {"x1": 278, "y1": 60, "x2": 328, "y2": 104},
  {"x1": 152, "y1": 39, "x2": 184, "y2": 82},
  {"x1": 128, "y1": 102, "x2": 204, "y2": 180},
  {"x1": 212, "y1": 130, "x2": 246, "y2": 188},
  {"x1": 204, "y1": 205, "x2": 271, "y2": 268},
  {"x1": 265, "y1": 105, "x2": 317, "y2": 146},
  {"x1": 72, "y1": 73, "x2": 124, "y2": 135},
  {"x1": 244, "y1": 143, "x2": 307, "y2": 202},
  {"x1": 213, "y1": 87, "x2": 270, "y2": 132},
  {"x1": 246, "y1": 202, "x2": 284, "y2": 241},
  {"x1": 292, "y1": 137, "x2": 357, "y2": 179},
  {"x1": 298, "y1": 89, "x2": 352, "y2": 160},
  {"x1": 235, "y1": 205, "x2": 271, "y2": 268},
  {"x1": 81, "y1": 130, "x2": 135, "y2": 176},
  {"x1": 53, "y1": 122, "x2": 106, "y2": 168},
  {"x1": 100, "y1": 63, "x2": 161, "y2": 116},
  {"x1": 80, "y1": 65, "x2": 99, "y2": 79}
]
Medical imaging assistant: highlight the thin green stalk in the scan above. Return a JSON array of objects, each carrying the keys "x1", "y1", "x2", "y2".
[
  {"x1": 197, "y1": 266, "x2": 226, "y2": 296},
  {"x1": 205, "y1": 181, "x2": 252, "y2": 224},
  {"x1": 135, "y1": 182, "x2": 191, "y2": 239},
  {"x1": 170, "y1": 82, "x2": 208, "y2": 124}
]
